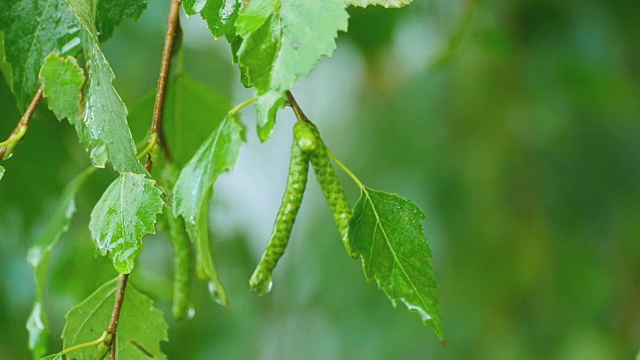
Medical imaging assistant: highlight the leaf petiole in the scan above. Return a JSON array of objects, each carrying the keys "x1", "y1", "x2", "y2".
[
  {"x1": 228, "y1": 97, "x2": 255, "y2": 116},
  {"x1": 57, "y1": 331, "x2": 107, "y2": 356},
  {"x1": 327, "y1": 148, "x2": 365, "y2": 190},
  {"x1": 137, "y1": 133, "x2": 158, "y2": 159}
]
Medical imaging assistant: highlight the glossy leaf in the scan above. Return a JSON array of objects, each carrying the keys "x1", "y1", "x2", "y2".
[
  {"x1": 183, "y1": 0, "x2": 243, "y2": 39},
  {"x1": 89, "y1": 172, "x2": 164, "y2": 274},
  {"x1": 173, "y1": 114, "x2": 245, "y2": 304},
  {"x1": 39, "y1": 53, "x2": 84, "y2": 121},
  {"x1": 235, "y1": 0, "x2": 348, "y2": 140},
  {"x1": 26, "y1": 168, "x2": 93, "y2": 360},
  {"x1": 343, "y1": 0, "x2": 412, "y2": 7},
  {"x1": 65, "y1": 0, "x2": 145, "y2": 173},
  {"x1": 96, "y1": 0, "x2": 147, "y2": 42},
  {"x1": 349, "y1": 187, "x2": 444, "y2": 341},
  {"x1": 128, "y1": 73, "x2": 231, "y2": 167},
  {"x1": 62, "y1": 278, "x2": 168, "y2": 359},
  {"x1": 0, "y1": 0, "x2": 82, "y2": 111}
]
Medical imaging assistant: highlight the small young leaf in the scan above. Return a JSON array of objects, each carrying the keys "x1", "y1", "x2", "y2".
[
  {"x1": 96, "y1": 0, "x2": 147, "y2": 42},
  {"x1": 65, "y1": 0, "x2": 145, "y2": 173},
  {"x1": 26, "y1": 168, "x2": 93, "y2": 360},
  {"x1": 183, "y1": 0, "x2": 243, "y2": 39},
  {"x1": 235, "y1": 0, "x2": 348, "y2": 140},
  {"x1": 0, "y1": 0, "x2": 82, "y2": 111},
  {"x1": 39, "y1": 53, "x2": 85, "y2": 121},
  {"x1": 343, "y1": 0, "x2": 412, "y2": 8},
  {"x1": 62, "y1": 278, "x2": 168, "y2": 359},
  {"x1": 89, "y1": 173, "x2": 164, "y2": 274},
  {"x1": 173, "y1": 114, "x2": 245, "y2": 304},
  {"x1": 349, "y1": 188, "x2": 445, "y2": 341}
]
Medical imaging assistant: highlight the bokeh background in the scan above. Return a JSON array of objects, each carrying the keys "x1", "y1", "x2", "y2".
[{"x1": 1, "y1": 0, "x2": 639, "y2": 359}]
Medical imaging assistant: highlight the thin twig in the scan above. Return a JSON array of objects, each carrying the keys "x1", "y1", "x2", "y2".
[
  {"x1": 0, "y1": 85, "x2": 44, "y2": 159},
  {"x1": 106, "y1": 273, "x2": 129, "y2": 360},
  {"x1": 147, "y1": 0, "x2": 181, "y2": 170},
  {"x1": 285, "y1": 91, "x2": 309, "y2": 123}
]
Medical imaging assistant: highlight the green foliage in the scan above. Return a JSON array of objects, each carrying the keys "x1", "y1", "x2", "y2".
[
  {"x1": 26, "y1": 168, "x2": 94, "y2": 359},
  {"x1": 343, "y1": 0, "x2": 413, "y2": 7},
  {"x1": 235, "y1": 0, "x2": 348, "y2": 140},
  {"x1": 0, "y1": 0, "x2": 81, "y2": 111},
  {"x1": 0, "y1": 166, "x2": 4, "y2": 180},
  {"x1": 0, "y1": 0, "x2": 456, "y2": 357},
  {"x1": 39, "y1": 53, "x2": 85, "y2": 121},
  {"x1": 349, "y1": 188, "x2": 444, "y2": 341},
  {"x1": 96, "y1": 0, "x2": 147, "y2": 42},
  {"x1": 183, "y1": 0, "x2": 242, "y2": 39},
  {"x1": 89, "y1": 172, "x2": 164, "y2": 274},
  {"x1": 66, "y1": 0, "x2": 145, "y2": 173},
  {"x1": 173, "y1": 114, "x2": 245, "y2": 304},
  {"x1": 62, "y1": 278, "x2": 168, "y2": 359},
  {"x1": 250, "y1": 123, "x2": 311, "y2": 295}
]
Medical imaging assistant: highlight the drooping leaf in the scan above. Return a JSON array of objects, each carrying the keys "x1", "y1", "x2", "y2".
[
  {"x1": 96, "y1": 0, "x2": 147, "y2": 42},
  {"x1": 349, "y1": 187, "x2": 445, "y2": 341},
  {"x1": 128, "y1": 73, "x2": 231, "y2": 167},
  {"x1": 62, "y1": 278, "x2": 168, "y2": 359},
  {"x1": 173, "y1": 114, "x2": 245, "y2": 304},
  {"x1": 65, "y1": 0, "x2": 145, "y2": 173},
  {"x1": 183, "y1": 0, "x2": 243, "y2": 39},
  {"x1": 0, "y1": 0, "x2": 82, "y2": 111},
  {"x1": 89, "y1": 172, "x2": 164, "y2": 274},
  {"x1": 235, "y1": 0, "x2": 348, "y2": 140},
  {"x1": 343, "y1": 0, "x2": 412, "y2": 8},
  {"x1": 25, "y1": 168, "x2": 94, "y2": 360},
  {"x1": 39, "y1": 52, "x2": 84, "y2": 121}
]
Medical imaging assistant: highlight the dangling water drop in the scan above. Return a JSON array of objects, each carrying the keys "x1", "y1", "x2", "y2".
[
  {"x1": 187, "y1": 307, "x2": 196, "y2": 319},
  {"x1": 208, "y1": 281, "x2": 227, "y2": 305},
  {"x1": 249, "y1": 269, "x2": 273, "y2": 296}
]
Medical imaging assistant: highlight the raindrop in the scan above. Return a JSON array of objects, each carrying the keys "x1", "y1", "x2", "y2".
[
  {"x1": 208, "y1": 281, "x2": 226, "y2": 305},
  {"x1": 187, "y1": 307, "x2": 196, "y2": 319}
]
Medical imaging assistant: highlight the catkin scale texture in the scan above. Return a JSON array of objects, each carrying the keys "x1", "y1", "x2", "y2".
[{"x1": 302, "y1": 122, "x2": 353, "y2": 256}]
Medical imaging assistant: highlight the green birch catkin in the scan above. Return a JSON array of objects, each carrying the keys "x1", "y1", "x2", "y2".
[
  {"x1": 296, "y1": 121, "x2": 356, "y2": 258},
  {"x1": 249, "y1": 123, "x2": 311, "y2": 295},
  {"x1": 163, "y1": 163, "x2": 194, "y2": 320}
]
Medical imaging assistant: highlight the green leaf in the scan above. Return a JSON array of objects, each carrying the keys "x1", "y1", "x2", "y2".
[
  {"x1": 128, "y1": 73, "x2": 231, "y2": 167},
  {"x1": 349, "y1": 187, "x2": 445, "y2": 341},
  {"x1": 96, "y1": 0, "x2": 147, "y2": 42},
  {"x1": 173, "y1": 114, "x2": 245, "y2": 304},
  {"x1": 0, "y1": 0, "x2": 82, "y2": 111},
  {"x1": 183, "y1": 0, "x2": 243, "y2": 39},
  {"x1": 343, "y1": 0, "x2": 412, "y2": 8},
  {"x1": 26, "y1": 168, "x2": 93, "y2": 360},
  {"x1": 39, "y1": 52, "x2": 84, "y2": 121},
  {"x1": 89, "y1": 172, "x2": 164, "y2": 274},
  {"x1": 65, "y1": 0, "x2": 145, "y2": 173},
  {"x1": 0, "y1": 166, "x2": 4, "y2": 181},
  {"x1": 63, "y1": 278, "x2": 168, "y2": 359},
  {"x1": 40, "y1": 354, "x2": 62, "y2": 360},
  {"x1": 235, "y1": 0, "x2": 348, "y2": 140}
]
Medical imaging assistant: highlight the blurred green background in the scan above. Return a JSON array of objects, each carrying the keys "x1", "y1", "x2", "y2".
[{"x1": 1, "y1": 0, "x2": 639, "y2": 359}]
